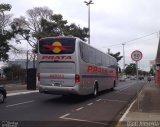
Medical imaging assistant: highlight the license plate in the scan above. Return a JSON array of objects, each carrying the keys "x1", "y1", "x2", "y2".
[
  {"x1": 52, "y1": 83, "x2": 61, "y2": 86},
  {"x1": 51, "y1": 80, "x2": 63, "y2": 86}
]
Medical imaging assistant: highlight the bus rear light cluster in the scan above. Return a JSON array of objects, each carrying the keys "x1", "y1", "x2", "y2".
[
  {"x1": 37, "y1": 73, "x2": 40, "y2": 81},
  {"x1": 75, "y1": 74, "x2": 80, "y2": 83}
]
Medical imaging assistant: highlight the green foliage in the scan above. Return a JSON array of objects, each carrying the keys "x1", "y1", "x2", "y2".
[
  {"x1": 125, "y1": 63, "x2": 136, "y2": 75},
  {"x1": 31, "y1": 14, "x2": 89, "y2": 41},
  {"x1": 3, "y1": 64, "x2": 26, "y2": 80},
  {"x1": 0, "y1": 4, "x2": 11, "y2": 11},
  {"x1": 138, "y1": 70, "x2": 149, "y2": 76},
  {"x1": 109, "y1": 52, "x2": 123, "y2": 62},
  {"x1": 0, "y1": 3, "x2": 13, "y2": 61},
  {"x1": 64, "y1": 23, "x2": 89, "y2": 41},
  {"x1": 0, "y1": 34, "x2": 10, "y2": 61},
  {"x1": 11, "y1": 7, "x2": 89, "y2": 51},
  {"x1": 124, "y1": 63, "x2": 149, "y2": 76},
  {"x1": 149, "y1": 68, "x2": 154, "y2": 76},
  {"x1": 109, "y1": 52, "x2": 123, "y2": 73}
]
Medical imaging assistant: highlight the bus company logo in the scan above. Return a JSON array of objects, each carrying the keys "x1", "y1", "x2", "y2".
[
  {"x1": 87, "y1": 65, "x2": 116, "y2": 76},
  {"x1": 42, "y1": 55, "x2": 72, "y2": 60},
  {"x1": 43, "y1": 41, "x2": 71, "y2": 53},
  {"x1": 87, "y1": 65, "x2": 108, "y2": 74}
]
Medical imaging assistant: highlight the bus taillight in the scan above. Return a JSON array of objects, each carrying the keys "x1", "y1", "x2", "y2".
[
  {"x1": 75, "y1": 74, "x2": 80, "y2": 83},
  {"x1": 37, "y1": 73, "x2": 40, "y2": 81}
]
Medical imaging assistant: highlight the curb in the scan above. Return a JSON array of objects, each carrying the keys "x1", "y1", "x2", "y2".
[{"x1": 7, "y1": 90, "x2": 39, "y2": 96}]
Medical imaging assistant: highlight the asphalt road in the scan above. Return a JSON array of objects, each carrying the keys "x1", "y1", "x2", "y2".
[{"x1": 0, "y1": 80, "x2": 145, "y2": 127}]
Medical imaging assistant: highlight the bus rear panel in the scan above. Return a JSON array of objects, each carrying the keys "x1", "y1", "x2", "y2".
[{"x1": 38, "y1": 37, "x2": 81, "y2": 95}]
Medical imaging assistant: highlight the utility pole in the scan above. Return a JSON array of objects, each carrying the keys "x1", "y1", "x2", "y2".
[
  {"x1": 0, "y1": 9, "x2": 5, "y2": 34},
  {"x1": 26, "y1": 50, "x2": 29, "y2": 71},
  {"x1": 122, "y1": 43, "x2": 126, "y2": 72},
  {"x1": 108, "y1": 48, "x2": 110, "y2": 54},
  {"x1": 84, "y1": 0, "x2": 94, "y2": 45}
]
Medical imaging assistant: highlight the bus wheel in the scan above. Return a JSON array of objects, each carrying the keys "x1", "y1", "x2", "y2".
[
  {"x1": 111, "y1": 81, "x2": 116, "y2": 91},
  {"x1": 0, "y1": 92, "x2": 4, "y2": 103},
  {"x1": 93, "y1": 84, "x2": 98, "y2": 97}
]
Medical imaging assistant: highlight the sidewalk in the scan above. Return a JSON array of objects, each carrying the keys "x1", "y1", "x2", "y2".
[
  {"x1": 4, "y1": 83, "x2": 37, "y2": 94},
  {"x1": 5, "y1": 83, "x2": 27, "y2": 91},
  {"x1": 118, "y1": 81, "x2": 160, "y2": 127}
]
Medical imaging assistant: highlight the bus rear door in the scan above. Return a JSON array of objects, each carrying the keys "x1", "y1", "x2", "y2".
[{"x1": 38, "y1": 37, "x2": 77, "y2": 87}]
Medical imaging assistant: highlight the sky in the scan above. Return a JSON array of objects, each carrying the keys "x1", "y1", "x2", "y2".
[{"x1": 1, "y1": 0, "x2": 160, "y2": 71}]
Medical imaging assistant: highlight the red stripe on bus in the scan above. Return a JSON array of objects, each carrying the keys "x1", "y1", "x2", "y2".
[{"x1": 87, "y1": 65, "x2": 116, "y2": 76}]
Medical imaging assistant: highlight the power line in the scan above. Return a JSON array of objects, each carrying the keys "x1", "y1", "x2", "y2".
[
  {"x1": 127, "y1": 37, "x2": 157, "y2": 46},
  {"x1": 125, "y1": 31, "x2": 158, "y2": 44},
  {"x1": 103, "y1": 31, "x2": 158, "y2": 48}
]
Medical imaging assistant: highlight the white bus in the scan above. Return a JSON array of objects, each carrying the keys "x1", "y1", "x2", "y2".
[{"x1": 37, "y1": 36, "x2": 118, "y2": 96}]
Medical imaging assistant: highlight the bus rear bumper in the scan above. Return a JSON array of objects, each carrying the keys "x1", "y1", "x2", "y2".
[{"x1": 38, "y1": 85, "x2": 80, "y2": 95}]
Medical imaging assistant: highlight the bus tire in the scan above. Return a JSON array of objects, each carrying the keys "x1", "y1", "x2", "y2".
[
  {"x1": 111, "y1": 81, "x2": 116, "y2": 91},
  {"x1": 0, "y1": 91, "x2": 5, "y2": 103},
  {"x1": 93, "y1": 83, "x2": 98, "y2": 97}
]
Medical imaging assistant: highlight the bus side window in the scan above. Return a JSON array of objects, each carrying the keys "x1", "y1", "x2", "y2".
[
  {"x1": 106, "y1": 55, "x2": 110, "y2": 67},
  {"x1": 79, "y1": 42, "x2": 84, "y2": 58},
  {"x1": 102, "y1": 54, "x2": 106, "y2": 67},
  {"x1": 89, "y1": 47, "x2": 95, "y2": 65},
  {"x1": 96, "y1": 51, "x2": 102, "y2": 66},
  {"x1": 108, "y1": 56, "x2": 112, "y2": 67},
  {"x1": 80, "y1": 42, "x2": 89, "y2": 63}
]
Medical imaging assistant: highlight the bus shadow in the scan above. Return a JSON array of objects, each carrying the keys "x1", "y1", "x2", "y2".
[
  {"x1": 43, "y1": 95, "x2": 94, "y2": 104},
  {"x1": 43, "y1": 89, "x2": 114, "y2": 104}
]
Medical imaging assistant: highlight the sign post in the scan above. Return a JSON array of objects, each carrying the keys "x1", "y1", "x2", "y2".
[{"x1": 131, "y1": 50, "x2": 143, "y2": 111}]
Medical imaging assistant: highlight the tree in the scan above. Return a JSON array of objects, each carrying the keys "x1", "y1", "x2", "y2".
[
  {"x1": 149, "y1": 68, "x2": 154, "y2": 76},
  {"x1": 0, "y1": 3, "x2": 12, "y2": 32},
  {"x1": 108, "y1": 52, "x2": 123, "y2": 62},
  {"x1": 64, "y1": 23, "x2": 88, "y2": 41},
  {"x1": 108, "y1": 52, "x2": 123, "y2": 73},
  {"x1": 11, "y1": 7, "x2": 89, "y2": 51},
  {"x1": 11, "y1": 7, "x2": 53, "y2": 50},
  {"x1": 3, "y1": 64, "x2": 26, "y2": 81},
  {"x1": 0, "y1": 3, "x2": 13, "y2": 61},
  {"x1": 0, "y1": 32, "x2": 13, "y2": 61},
  {"x1": 124, "y1": 63, "x2": 136, "y2": 75}
]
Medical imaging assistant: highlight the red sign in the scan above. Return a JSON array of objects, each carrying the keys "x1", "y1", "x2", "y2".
[{"x1": 131, "y1": 50, "x2": 143, "y2": 62}]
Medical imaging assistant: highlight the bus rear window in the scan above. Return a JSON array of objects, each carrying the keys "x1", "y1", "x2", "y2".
[{"x1": 39, "y1": 38, "x2": 76, "y2": 54}]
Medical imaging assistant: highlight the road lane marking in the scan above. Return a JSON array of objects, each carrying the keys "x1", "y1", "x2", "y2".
[
  {"x1": 101, "y1": 99, "x2": 127, "y2": 103},
  {"x1": 76, "y1": 107, "x2": 84, "y2": 111},
  {"x1": 6, "y1": 100, "x2": 34, "y2": 108},
  {"x1": 87, "y1": 103, "x2": 93, "y2": 106},
  {"x1": 115, "y1": 86, "x2": 132, "y2": 93},
  {"x1": 7, "y1": 90, "x2": 39, "y2": 96},
  {"x1": 60, "y1": 117, "x2": 108, "y2": 125},
  {"x1": 119, "y1": 85, "x2": 132, "y2": 91},
  {"x1": 115, "y1": 92, "x2": 133, "y2": 95},
  {"x1": 119, "y1": 99, "x2": 136, "y2": 121},
  {"x1": 59, "y1": 113, "x2": 70, "y2": 119},
  {"x1": 96, "y1": 99, "x2": 101, "y2": 102}
]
